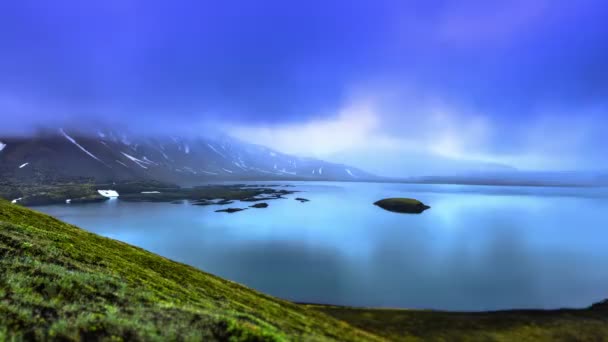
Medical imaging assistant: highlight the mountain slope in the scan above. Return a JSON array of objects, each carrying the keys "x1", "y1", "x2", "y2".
[
  {"x1": 0, "y1": 199, "x2": 381, "y2": 341},
  {"x1": 0, "y1": 129, "x2": 375, "y2": 184}
]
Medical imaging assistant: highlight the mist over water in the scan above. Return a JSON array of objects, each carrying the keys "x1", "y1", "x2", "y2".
[{"x1": 35, "y1": 182, "x2": 608, "y2": 311}]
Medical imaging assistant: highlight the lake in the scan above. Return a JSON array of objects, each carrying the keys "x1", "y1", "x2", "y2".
[{"x1": 34, "y1": 182, "x2": 608, "y2": 311}]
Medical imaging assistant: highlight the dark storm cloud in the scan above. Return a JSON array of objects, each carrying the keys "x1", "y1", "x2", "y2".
[
  {"x1": 0, "y1": 0, "x2": 396, "y2": 129},
  {"x1": 0, "y1": 0, "x2": 607, "y2": 170}
]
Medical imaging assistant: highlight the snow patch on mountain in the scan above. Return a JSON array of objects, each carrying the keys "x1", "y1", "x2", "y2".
[
  {"x1": 200, "y1": 170, "x2": 219, "y2": 175},
  {"x1": 232, "y1": 161, "x2": 246, "y2": 170},
  {"x1": 121, "y1": 152, "x2": 149, "y2": 169},
  {"x1": 183, "y1": 166, "x2": 197, "y2": 174},
  {"x1": 279, "y1": 168, "x2": 296, "y2": 175},
  {"x1": 207, "y1": 143, "x2": 226, "y2": 158},
  {"x1": 318, "y1": 167, "x2": 323, "y2": 175},
  {"x1": 120, "y1": 135, "x2": 131, "y2": 146},
  {"x1": 60, "y1": 128, "x2": 104, "y2": 163},
  {"x1": 222, "y1": 168, "x2": 233, "y2": 174},
  {"x1": 142, "y1": 156, "x2": 158, "y2": 165},
  {"x1": 251, "y1": 167, "x2": 276, "y2": 174},
  {"x1": 115, "y1": 160, "x2": 129, "y2": 168},
  {"x1": 0, "y1": 142, "x2": 6, "y2": 152},
  {"x1": 345, "y1": 168, "x2": 355, "y2": 177},
  {"x1": 19, "y1": 163, "x2": 29, "y2": 169}
]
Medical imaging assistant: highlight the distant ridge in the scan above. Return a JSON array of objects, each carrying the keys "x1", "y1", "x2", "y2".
[{"x1": 0, "y1": 128, "x2": 376, "y2": 184}]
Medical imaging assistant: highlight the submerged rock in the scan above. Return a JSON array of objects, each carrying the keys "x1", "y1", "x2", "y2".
[
  {"x1": 295, "y1": 198, "x2": 310, "y2": 202},
  {"x1": 241, "y1": 197, "x2": 269, "y2": 202},
  {"x1": 215, "y1": 208, "x2": 247, "y2": 213},
  {"x1": 191, "y1": 200, "x2": 214, "y2": 206},
  {"x1": 192, "y1": 199, "x2": 234, "y2": 206},
  {"x1": 249, "y1": 203, "x2": 269, "y2": 208},
  {"x1": 374, "y1": 198, "x2": 430, "y2": 214}
]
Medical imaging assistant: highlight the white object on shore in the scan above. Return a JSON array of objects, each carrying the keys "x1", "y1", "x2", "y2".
[
  {"x1": 11, "y1": 197, "x2": 22, "y2": 204},
  {"x1": 66, "y1": 199, "x2": 71, "y2": 204},
  {"x1": 97, "y1": 190, "x2": 119, "y2": 198},
  {"x1": 141, "y1": 191, "x2": 161, "y2": 194}
]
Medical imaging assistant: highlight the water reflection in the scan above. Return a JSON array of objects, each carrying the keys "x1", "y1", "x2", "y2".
[{"x1": 35, "y1": 182, "x2": 608, "y2": 311}]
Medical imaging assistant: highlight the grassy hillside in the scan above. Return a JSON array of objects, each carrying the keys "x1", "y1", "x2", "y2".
[
  {"x1": 308, "y1": 304, "x2": 608, "y2": 341},
  {"x1": 0, "y1": 199, "x2": 380, "y2": 341}
]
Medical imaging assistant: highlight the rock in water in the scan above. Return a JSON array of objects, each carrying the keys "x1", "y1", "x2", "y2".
[
  {"x1": 249, "y1": 203, "x2": 269, "y2": 208},
  {"x1": 374, "y1": 198, "x2": 430, "y2": 214},
  {"x1": 295, "y1": 198, "x2": 310, "y2": 202},
  {"x1": 215, "y1": 208, "x2": 247, "y2": 213}
]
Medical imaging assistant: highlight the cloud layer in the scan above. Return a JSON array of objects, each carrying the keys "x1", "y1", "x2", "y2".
[{"x1": 1, "y1": 0, "x2": 607, "y2": 174}]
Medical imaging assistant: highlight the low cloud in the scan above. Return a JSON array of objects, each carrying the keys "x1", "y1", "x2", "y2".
[
  {"x1": 228, "y1": 101, "x2": 381, "y2": 158},
  {"x1": 228, "y1": 93, "x2": 608, "y2": 176}
]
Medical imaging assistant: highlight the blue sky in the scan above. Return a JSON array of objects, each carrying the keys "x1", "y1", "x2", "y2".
[{"x1": 1, "y1": 0, "x2": 607, "y2": 175}]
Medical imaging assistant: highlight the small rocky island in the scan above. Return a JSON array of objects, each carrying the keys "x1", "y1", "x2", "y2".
[
  {"x1": 215, "y1": 208, "x2": 247, "y2": 213},
  {"x1": 374, "y1": 198, "x2": 430, "y2": 214}
]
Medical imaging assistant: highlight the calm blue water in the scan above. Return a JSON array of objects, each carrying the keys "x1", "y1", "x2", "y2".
[{"x1": 35, "y1": 182, "x2": 608, "y2": 311}]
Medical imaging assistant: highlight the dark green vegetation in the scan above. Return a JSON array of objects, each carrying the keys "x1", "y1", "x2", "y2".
[
  {"x1": 0, "y1": 180, "x2": 176, "y2": 206},
  {"x1": 192, "y1": 199, "x2": 235, "y2": 206},
  {"x1": 0, "y1": 180, "x2": 297, "y2": 207},
  {"x1": 0, "y1": 199, "x2": 380, "y2": 341},
  {"x1": 120, "y1": 185, "x2": 296, "y2": 204},
  {"x1": 309, "y1": 304, "x2": 608, "y2": 341},
  {"x1": 373, "y1": 198, "x2": 430, "y2": 214},
  {"x1": 0, "y1": 181, "x2": 106, "y2": 206},
  {"x1": 2, "y1": 198, "x2": 608, "y2": 341}
]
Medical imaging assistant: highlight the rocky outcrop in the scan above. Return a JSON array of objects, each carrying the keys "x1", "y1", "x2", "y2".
[{"x1": 374, "y1": 198, "x2": 430, "y2": 214}]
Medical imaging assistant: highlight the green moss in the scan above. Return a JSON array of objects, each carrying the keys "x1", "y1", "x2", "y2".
[
  {"x1": 308, "y1": 305, "x2": 608, "y2": 341},
  {"x1": 0, "y1": 199, "x2": 380, "y2": 341}
]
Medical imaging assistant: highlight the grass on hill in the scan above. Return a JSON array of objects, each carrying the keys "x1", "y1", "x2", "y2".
[
  {"x1": 308, "y1": 303, "x2": 608, "y2": 341},
  {"x1": 0, "y1": 199, "x2": 380, "y2": 341}
]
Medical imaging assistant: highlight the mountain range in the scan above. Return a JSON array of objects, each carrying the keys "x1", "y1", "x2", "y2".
[{"x1": 0, "y1": 128, "x2": 376, "y2": 185}]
